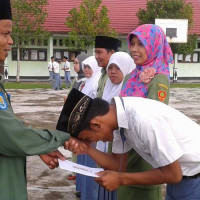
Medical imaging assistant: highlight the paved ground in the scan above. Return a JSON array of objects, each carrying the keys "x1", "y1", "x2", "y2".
[{"x1": 7, "y1": 87, "x2": 200, "y2": 200}]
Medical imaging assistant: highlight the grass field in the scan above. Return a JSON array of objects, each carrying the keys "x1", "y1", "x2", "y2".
[
  {"x1": 3, "y1": 81, "x2": 200, "y2": 89},
  {"x1": 4, "y1": 82, "x2": 64, "y2": 89}
]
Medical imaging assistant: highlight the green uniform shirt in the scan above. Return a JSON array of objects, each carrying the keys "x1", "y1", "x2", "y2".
[
  {"x1": 96, "y1": 68, "x2": 108, "y2": 98},
  {"x1": 0, "y1": 82, "x2": 70, "y2": 200}
]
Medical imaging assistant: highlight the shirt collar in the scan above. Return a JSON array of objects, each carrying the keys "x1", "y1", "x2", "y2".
[{"x1": 113, "y1": 97, "x2": 129, "y2": 129}]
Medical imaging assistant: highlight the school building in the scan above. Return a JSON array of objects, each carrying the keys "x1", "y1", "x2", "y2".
[{"x1": 6, "y1": 0, "x2": 200, "y2": 80}]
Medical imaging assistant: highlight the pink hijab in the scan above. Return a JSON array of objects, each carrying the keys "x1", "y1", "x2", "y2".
[{"x1": 120, "y1": 24, "x2": 173, "y2": 97}]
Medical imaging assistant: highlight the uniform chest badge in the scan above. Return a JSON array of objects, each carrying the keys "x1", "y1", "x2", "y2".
[{"x1": 0, "y1": 92, "x2": 8, "y2": 110}]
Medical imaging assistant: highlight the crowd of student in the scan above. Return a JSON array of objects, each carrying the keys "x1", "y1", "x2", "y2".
[
  {"x1": 47, "y1": 55, "x2": 71, "y2": 90},
  {"x1": 1, "y1": 0, "x2": 200, "y2": 200}
]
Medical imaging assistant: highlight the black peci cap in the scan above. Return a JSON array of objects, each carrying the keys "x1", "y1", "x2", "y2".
[
  {"x1": 56, "y1": 88, "x2": 93, "y2": 137},
  {"x1": 95, "y1": 36, "x2": 119, "y2": 51},
  {"x1": 0, "y1": 0, "x2": 12, "y2": 20}
]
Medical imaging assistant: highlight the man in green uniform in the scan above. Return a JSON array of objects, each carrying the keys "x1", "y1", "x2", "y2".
[
  {"x1": 93, "y1": 36, "x2": 120, "y2": 199},
  {"x1": 0, "y1": 1, "x2": 83, "y2": 199},
  {"x1": 95, "y1": 36, "x2": 119, "y2": 98}
]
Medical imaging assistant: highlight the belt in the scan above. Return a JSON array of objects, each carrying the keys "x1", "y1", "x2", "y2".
[{"x1": 182, "y1": 172, "x2": 200, "y2": 179}]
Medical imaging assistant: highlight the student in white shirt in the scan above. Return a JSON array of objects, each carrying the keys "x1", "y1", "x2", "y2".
[
  {"x1": 60, "y1": 89, "x2": 200, "y2": 200},
  {"x1": 53, "y1": 59, "x2": 63, "y2": 90},
  {"x1": 61, "y1": 56, "x2": 71, "y2": 89},
  {"x1": 47, "y1": 56, "x2": 56, "y2": 89}
]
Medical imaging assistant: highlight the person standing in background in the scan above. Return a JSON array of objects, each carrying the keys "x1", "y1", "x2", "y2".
[
  {"x1": 94, "y1": 36, "x2": 119, "y2": 157},
  {"x1": 94, "y1": 36, "x2": 119, "y2": 200},
  {"x1": 76, "y1": 56, "x2": 101, "y2": 200},
  {"x1": 47, "y1": 56, "x2": 56, "y2": 89},
  {"x1": 53, "y1": 58, "x2": 62, "y2": 90},
  {"x1": 95, "y1": 36, "x2": 119, "y2": 99},
  {"x1": 61, "y1": 56, "x2": 71, "y2": 89},
  {"x1": 82, "y1": 56, "x2": 102, "y2": 98},
  {"x1": 118, "y1": 24, "x2": 173, "y2": 200},
  {"x1": 69, "y1": 53, "x2": 89, "y2": 92},
  {"x1": 102, "y1": 52, "x2": 135, "y2": 103}
]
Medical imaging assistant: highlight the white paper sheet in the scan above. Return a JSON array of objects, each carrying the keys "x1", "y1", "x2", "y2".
[{"x1": 58, "y1": 159, "x2": 104, "y2": 177}]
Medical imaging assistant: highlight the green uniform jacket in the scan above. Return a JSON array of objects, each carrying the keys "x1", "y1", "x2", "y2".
[
  {"x1": 0, "y1": 82, "x2": 70, "y2": 200},
  {"x1": 96, "y1": 68, "x2": 108, "y2": 98},
  {"x1": 117, "y1": 74, "x2": 170, "y2": 200}
]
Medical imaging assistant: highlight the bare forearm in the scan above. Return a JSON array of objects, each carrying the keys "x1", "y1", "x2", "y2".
[
  {"x1": 87, "y1": 145, "x2": 124, "y2": 171},
  {"x1": 120, "y1": 161, "x2": 182, "y2": 186},
  {"x1": 96, "y1": 160, "x2": 182, "y2": 191}
]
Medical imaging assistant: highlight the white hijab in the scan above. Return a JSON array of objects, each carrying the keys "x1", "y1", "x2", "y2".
[
  {"x1": 81, "y1": 56, "x2": 102, "y2": 98},
  {"x1": 102, "y1": 52, "x2": 136, "y2": 103}
]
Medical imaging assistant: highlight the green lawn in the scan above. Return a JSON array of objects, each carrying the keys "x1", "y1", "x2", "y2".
[
  {"x1": 4, "y1": 82, "x2": 57, "y2": 89},
  {"x1": 170, "y1": 83, "x2": 200, "y2": 88},
  {"x1": 3, "y1": 82, "x2": 200, "y2": 89}
]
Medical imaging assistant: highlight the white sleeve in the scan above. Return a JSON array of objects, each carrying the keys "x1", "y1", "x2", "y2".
[{"x1": 140, "y1": 118, "x2": 183, "y2": 167}]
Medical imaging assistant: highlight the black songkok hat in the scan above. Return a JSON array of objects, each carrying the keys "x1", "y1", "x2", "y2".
[
  {"x1": 95, "y1": 36, "x2": 119, "y2": 51},
  {"x1": 56, "y1": 88, "x2": 93, "y2": 137},
  {"x1": 0, "y1": 0, "x2": 12, "y2": 20}
]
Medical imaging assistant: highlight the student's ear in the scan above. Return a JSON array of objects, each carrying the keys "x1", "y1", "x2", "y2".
[
  {"x1": 89, "y1": 118, "x2": 101, "y2": 131},
  {"x1": 109, "y1": 49, "x2": 115, "y2": 56}
]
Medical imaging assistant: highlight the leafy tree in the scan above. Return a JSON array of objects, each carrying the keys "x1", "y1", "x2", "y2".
[
  {"x1": 137, "y1": 0, "x2": 197, "y2": 55},
  {"x1": 11, "y1": 0, "x2": 49, "y2": 82},
  {"x1": 65, "y1": 0, "x2": 117, "y2": 51}
]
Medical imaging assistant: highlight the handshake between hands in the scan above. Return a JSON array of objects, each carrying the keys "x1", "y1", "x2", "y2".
[
  {"x1": 39, "y1": 137, "x2": 122, "y2": 191},
  {"x1": 39, "y1": 137, "x2": 88, "y2": 169}
]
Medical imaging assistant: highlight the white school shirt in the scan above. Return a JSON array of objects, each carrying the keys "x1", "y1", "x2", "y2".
[
  {"x1": 64, "y1": 61, "x2": 71, "y2": 72},
  {"x1": 112, "y1": 96, "x2": 200, "y2": 176},
  {"x1": 48, "y1": 61, "x2": 57, "y2": 72},
  {"x1": 53, "y1": 62, "x2": 60, "y2": 74}
]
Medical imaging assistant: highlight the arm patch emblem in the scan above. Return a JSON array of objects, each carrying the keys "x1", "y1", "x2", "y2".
[
  {"x1": 0, "y1": 92, "x2": 8, "y2": 110},
  {"x1": 158, "y1": 90, "x2": 167, "y2": 102}
]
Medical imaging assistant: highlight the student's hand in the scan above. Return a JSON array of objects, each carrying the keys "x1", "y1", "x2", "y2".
[
  {"x1": 95, "y1": 170, "x2": 121, "y2": 191},
  {"x1": 64, "y1": 137, "x2": 88, "y2": 154},
  {"x1": 39, "y1": 150, "x2": 66, "y2": 169}
]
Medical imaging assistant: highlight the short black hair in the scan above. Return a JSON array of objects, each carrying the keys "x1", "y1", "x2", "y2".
[
  {"x1": 51, "y1": 56, "x2": 54, "y2": 59},
  {"x1": 105, "y1": 48, "x2": 118, "y2": 53},
  {"x1": 77, "y1": 98, "x2": 109, "y2": 134},
  {"x1": 63, "y1": 56, "x2": 68, "y2": 60}
]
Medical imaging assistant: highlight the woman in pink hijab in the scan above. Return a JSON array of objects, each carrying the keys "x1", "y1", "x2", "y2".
[{"x1": 118, "y1": 24, "x2": 173, "y2": 200}]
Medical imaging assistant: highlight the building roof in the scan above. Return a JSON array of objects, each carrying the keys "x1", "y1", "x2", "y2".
[
  {"x1": 44, "y1": 0, "x2": 200, "y2": 35},
  {"x1": 186, "y1": 0, "x2": 200, "y2": 34}
]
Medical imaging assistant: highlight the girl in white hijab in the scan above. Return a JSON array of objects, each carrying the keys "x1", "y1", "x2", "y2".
[
  {"x1": 102, "y1": 51, "x2": 136, "y2": 103},
  {"x1": 97, "y1": 52, "x2": 136, "y2": 200},
  {"x1": 97, "y1": 52, "x2": 135, "y2": 152},
  {"x1": 76, "y1": 56, "x2": 101, "y2": 200},
  {"x1": 82, "y1": 56, "x2": 102, "y2": 99}
]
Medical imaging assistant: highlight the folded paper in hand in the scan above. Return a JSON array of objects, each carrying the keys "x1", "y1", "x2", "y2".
[{"x1": 58, "y1": 159, "x2": 104, "y2": 177}]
